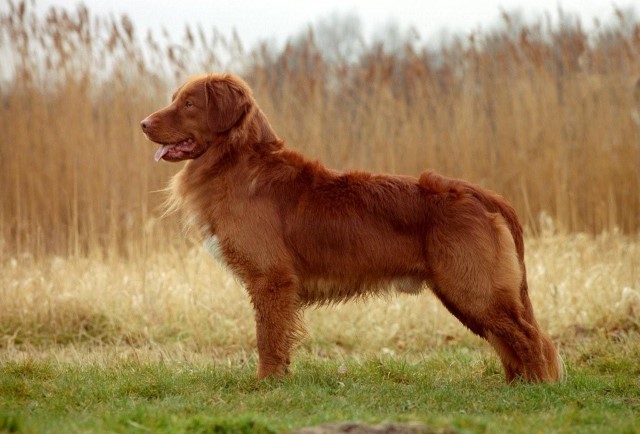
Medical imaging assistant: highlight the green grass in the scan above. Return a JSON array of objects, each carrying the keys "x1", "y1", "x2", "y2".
[{"x1": 1, "y1": 338, "x2": 639, "y2": 434}]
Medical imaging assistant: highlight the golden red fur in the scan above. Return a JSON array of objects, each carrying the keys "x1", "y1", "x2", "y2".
[{"x1": 141, "y1": 73, "x2": 563, "y2": 383}]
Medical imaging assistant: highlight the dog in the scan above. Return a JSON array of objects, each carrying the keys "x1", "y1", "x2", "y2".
[{"x1": 141, "y1": 73, "x2": 563, "y2": 383}]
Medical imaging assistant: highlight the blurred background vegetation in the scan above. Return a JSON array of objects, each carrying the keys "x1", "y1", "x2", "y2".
[{"x1": 1, "y1": 1, "x2": 639, "y2": 258}]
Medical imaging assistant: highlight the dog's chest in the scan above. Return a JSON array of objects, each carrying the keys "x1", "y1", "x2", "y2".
[{"x1": 185, "y1": 211, "x2": 229, "y2": 266}]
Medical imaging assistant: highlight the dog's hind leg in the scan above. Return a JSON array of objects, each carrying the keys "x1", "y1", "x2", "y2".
[
  {"x1": 430, "y1": 274, "x2": 555, "y2": 382},
  {"x1": 247, "y1": 271, "x2": 303, "y2": 380},
  {"x1": 482, "y1": 306, "x2": 550, "y2": 382},
  {"x1": 428, "y1": 212, "x2": 559, "y2": 383}
]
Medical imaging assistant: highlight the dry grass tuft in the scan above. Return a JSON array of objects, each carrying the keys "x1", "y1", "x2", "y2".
[{"x1": 1, "y1": 231, "x2": 638, "y2": 362}]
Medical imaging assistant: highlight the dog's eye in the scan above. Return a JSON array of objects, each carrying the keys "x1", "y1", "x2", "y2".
[{"x1": 185, "y1": 100, "x2": 193, "y2": 108}]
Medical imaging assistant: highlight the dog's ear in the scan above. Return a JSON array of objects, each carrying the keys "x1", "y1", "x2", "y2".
[{"x1": 205, "y1": 76, "x2": 251, "y2": 133}]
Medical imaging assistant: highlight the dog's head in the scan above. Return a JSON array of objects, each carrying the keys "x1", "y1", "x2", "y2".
[{"x1": 141, "y1": 73, "x2": 252, "y2": 162}]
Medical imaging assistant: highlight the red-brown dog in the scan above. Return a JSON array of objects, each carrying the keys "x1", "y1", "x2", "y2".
[{"x1": 141, "y1": 73, "x2": 563, "y2": 383}]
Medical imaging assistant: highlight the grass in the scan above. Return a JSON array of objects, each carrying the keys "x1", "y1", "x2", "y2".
[
  {"x1": 1, "y1": 338, "x2": 639, "y2": 433},
  {"x1": 0, "y1": 233, "x2": 639, "y2": 433}
]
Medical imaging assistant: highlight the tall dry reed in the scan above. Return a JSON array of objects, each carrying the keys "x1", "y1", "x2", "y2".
[{"x1": 1, "y1": 1, "x2": 640, "y2": 258}]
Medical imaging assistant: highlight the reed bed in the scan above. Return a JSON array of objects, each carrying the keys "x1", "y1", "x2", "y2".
[{"x1": 1, "y1": 2, "x2": 639, "y2": 258}]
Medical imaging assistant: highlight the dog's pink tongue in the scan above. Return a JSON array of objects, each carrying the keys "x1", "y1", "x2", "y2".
[{"x1": 154, "y1": 144, "x2": 172, "y2": 162}]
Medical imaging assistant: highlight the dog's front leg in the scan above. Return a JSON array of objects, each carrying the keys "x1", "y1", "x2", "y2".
[{"x1": 247, "y1": 273, "x2": 302, "y2": 380}]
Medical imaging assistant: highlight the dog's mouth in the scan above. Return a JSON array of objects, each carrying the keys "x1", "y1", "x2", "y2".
[{"x1": 154, "y1": 138, "x2": 198, "y2": 162}]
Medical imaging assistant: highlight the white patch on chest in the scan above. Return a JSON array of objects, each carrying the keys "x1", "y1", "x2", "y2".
[
  {"x1": 184, "y1": 212, "x2": 225, "y2": 263},
  {"x1": 203, "y1": 235, "x2": 227, "y2": 265}
]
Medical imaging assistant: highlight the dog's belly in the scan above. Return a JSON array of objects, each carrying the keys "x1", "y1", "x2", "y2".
[
  {"x1": 299, "y1": 275, "x2": 425, "y2": 304},
  {"x1": 393, "y1": 276, "x2": 425, "y2": 294}
]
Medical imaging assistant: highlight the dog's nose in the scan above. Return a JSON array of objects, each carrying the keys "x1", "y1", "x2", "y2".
[{"x1": 140, "y1": 118, "x2": 151, "y2": 132}]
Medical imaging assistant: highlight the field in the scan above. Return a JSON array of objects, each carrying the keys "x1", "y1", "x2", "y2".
[
  {"x1": 1, "y1": 234, "x2": 639, "y2": 432},
  {"x1": 1, "y1": 1, "x2": 640, "y2": 433}
]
